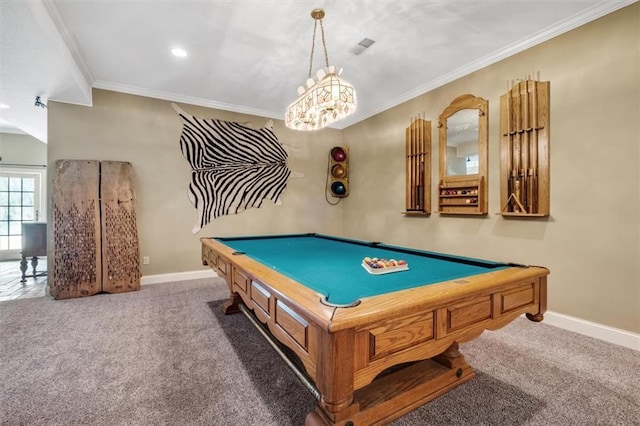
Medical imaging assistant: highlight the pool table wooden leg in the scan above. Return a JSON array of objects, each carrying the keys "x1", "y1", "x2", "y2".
[
  {"x1": 526, "y1": 312, "x2": 544, "y2": 322},
  {"x1": 526, "y1": 276, "x2": 547, "y2": 322},
  {"x1": 433, "y1": 341, "x2": 466, "y2": 369},
  {"x1": 307, "y1": 340, "x2": 475, "y2": 426},
  {"x1": 306, "y1": 329, "x2": 360, "y2": 425},
  {"x1": 221, "y1": 293, "x2": 242, "y2": 315}
]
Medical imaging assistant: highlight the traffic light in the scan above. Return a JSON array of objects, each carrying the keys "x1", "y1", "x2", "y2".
[{"x1": 329, "y1": 146, "x2": 349, "y2": 197}]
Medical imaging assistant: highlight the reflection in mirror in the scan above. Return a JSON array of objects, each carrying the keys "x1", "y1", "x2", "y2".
[{"x1": 446, "y1": 109, "x2": 478, "y2": 176}]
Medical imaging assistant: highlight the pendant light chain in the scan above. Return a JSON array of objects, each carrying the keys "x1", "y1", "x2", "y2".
[
  {"x1": 307, "y1": 17, "x2": 331, "y2": 79},
  {"x1": 319, "y1": 19, "x2": 330, "y2": 69},
  {"x1": 308, "y1": 20, "x2": 318, "y2": 79}
]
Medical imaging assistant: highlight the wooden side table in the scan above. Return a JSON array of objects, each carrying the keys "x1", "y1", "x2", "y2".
[{"x1": 21, "y1": 222, "x2": 47, "y2": 282}]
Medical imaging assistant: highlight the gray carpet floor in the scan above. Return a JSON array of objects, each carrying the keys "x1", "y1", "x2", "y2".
[{"x1": 1, "y1": 278, "x2": 638, "y2": 425}]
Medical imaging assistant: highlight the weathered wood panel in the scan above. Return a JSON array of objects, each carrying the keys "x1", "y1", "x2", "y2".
[
  {"x1": 101, "y1": 161, "x2": 140, "y2": 294},
  {"x1": 50, "y1": 160, "x2": 101, "y2": 299}
]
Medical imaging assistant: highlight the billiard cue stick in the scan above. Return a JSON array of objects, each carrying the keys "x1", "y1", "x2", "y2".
[
  {"x1": 419, "y1": 159, "x2": 425, "y2": 211},
  {"x1": 420, "y1": 113, "x2": 426, "y2": 211},
  {"x1": 413, "y1": 115, "x2": 421, "y2": 210},
  {"x1": 518, "y1": 80, "x2": 527, "y2": 212},
  {"x1": 418, "y1": 114, "x2": 423, "y2": 210},
  {"x1": 407, "y1": 116, "x2": 415, "y2": 210},
  {"x1": 412, "y1": 116, "x2": 417, "y2": 209},
  {"x1": 506, "y1": 81, "x2": 516, "y2": 212},
  {"x1": 420, "y1": 111, "x2": 424, "y2": 212},
  {"x1": 238, "y1": 304, "x2": 321, "y2": 401},
  {"x1": 506, "y1": 80, "x2": 512, "y2": 138},
  {"x1": 525, "y1": 79, "x2": 534, "y2": 213},
  {"x1": 408, "y1": 117, "x2": 414, "y2": 210},
  {"x1": 412, "y1": 116, "x2": 417, "y2": 210},
  {"x1": 407, "y1": 118, "x2": 411, "y2": 210},
  {"x1": 531, "y1": 77, "x2": 539, "y2": 213},
  {"x1": 508, "y1": 80, "x2": 517, "y2": 211},
  {"x1": 513, "y1": 147, "x2": 521, "y2": 212},
  {"x1": 517, "y1": 80, "x2": 526, "y2": 212},
  {"x1": 405, "y1": 123, "x2": 411, "y2": 210},
  {"x1": 522, "y1": 79, "x2": 530, "y2": 213},
  {"x1": 415, "y1": 115, "x2": 420, "y2": 210},
  {"x1": 409, "y1": 117, "x2": 415, "y2": 210},
  {"x1": 417, "y1": 115, "x2": 422, "y2": 210},
  {"x1": 419, "y1": 116, "x2": 422, "y2": 208},
  {"x1": 513, "y1": 82, "x2": 523, "y2": 212}
]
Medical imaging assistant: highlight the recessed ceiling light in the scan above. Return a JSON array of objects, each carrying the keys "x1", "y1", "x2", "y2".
[
  {"x1": 0, "y1": 104, "x2": 9, "y2": 109},
  {"x1": 171, "y1": 48, "x2": 187, "y2": 58}
]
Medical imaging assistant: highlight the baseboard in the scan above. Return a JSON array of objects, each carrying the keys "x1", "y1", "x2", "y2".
[
  {"x1": 139, "y1": 271, "x2": 639, "y2": 352},
  {"x1": 544, "y1": 311, "x2": 639, "y2": 351},
  {"x1": 141, "y1": 269, "x2": 217, "y2": 285}
]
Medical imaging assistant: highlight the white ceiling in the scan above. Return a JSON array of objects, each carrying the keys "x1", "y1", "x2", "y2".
[{"x1": 0, "y1": 0, "x2": 635, "y2": 143}]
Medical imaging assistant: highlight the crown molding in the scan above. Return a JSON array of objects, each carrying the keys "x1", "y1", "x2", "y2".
[{"x1": 92, "y1": 81, "x2": 284, "y2": 121}]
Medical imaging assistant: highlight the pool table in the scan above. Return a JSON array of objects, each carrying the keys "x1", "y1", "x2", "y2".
[{"x1": 201, "y1": 234, "x2": 548, "y2": 425}]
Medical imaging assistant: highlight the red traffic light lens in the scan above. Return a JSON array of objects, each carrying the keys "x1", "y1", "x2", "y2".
[{"x1": 330, "y1": 147, "x2": 346, "y2": 162}]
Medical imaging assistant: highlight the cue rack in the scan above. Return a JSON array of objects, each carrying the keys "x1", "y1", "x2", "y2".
[
  {"x1": 404, "y1": 114, "x2": 431, "y2": 215},
  {"x1": 500, "y1": 74, "x2": 550, "y2": 216}
]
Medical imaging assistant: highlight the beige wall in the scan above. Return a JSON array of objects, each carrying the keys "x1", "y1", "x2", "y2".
[
  {"x1": 47, "y1": 4, "x2": 638, "y2": 334},
  {"x1": 48, "y1": 90, "x2": 344, "y2": 276},
  {"x1": 0, "y1": 132, "x2": 47, "y2": 165},
  {"x1": 0, "y1": 133, "x2": 48, "y2": 222},
  {"x1": 342, "y1": 4, "x2": 639, "y2": 332}
]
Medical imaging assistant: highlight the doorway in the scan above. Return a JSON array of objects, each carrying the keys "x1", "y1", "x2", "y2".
[{"x1": 0, "y1": 168, "x2": 46, "y2": 261}]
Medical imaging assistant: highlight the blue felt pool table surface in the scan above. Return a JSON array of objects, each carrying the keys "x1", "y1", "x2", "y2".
[{"x1": 215, "y1": 234, "x2": 508, "y2": 305}]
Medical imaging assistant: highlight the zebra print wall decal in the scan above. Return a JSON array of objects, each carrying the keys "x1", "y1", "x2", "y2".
[{"x1": 172, "y1": 104, "x2": 291, "y2": 234}]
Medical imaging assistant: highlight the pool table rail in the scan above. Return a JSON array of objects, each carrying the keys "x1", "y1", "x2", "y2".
[{"x1": 330, "y1": 265, "x2": 548, "y2": 331}]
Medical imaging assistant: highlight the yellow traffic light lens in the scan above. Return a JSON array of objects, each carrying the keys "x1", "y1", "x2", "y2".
[{"x1": 331, "y1": 164, "x2": 346, "y2": 178}]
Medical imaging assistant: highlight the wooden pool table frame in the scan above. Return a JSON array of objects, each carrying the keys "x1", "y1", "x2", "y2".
[{"x1": 201, "y1": 236, "x2": 549, "y2": 425}]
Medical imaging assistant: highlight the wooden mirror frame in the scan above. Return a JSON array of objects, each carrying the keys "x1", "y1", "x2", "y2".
[{"x1": 437, "y1": 94, "x2": 488, "y2": 215}]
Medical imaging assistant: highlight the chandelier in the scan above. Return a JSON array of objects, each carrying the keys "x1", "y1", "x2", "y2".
[{"x1": 285, "y1": 9, "x2": 357, "y2": 131}]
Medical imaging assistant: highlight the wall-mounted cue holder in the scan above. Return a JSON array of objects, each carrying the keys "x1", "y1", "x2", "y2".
[
  {"x1": 403, "y1": 115, "x2": 431, "y2": 216},
  {"x1": 499, "y1": 75, "x2": 550, "y2": 217}
]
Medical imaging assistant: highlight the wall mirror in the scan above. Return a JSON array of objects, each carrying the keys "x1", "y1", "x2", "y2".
[
  {"x1": 446, "y1": 109, "x2": 479, "y2": 176},
  {"x1": 438, "y1": 94, "x2": 488, "y2": 214}
]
